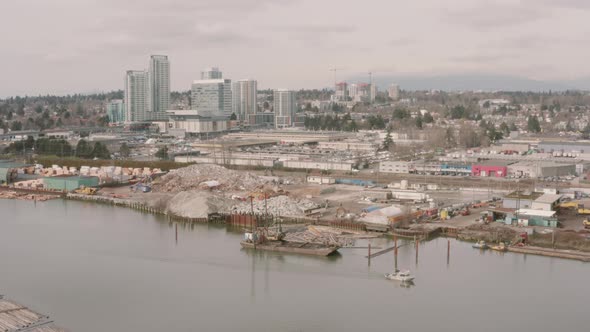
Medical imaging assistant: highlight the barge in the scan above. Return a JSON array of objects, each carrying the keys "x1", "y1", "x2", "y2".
[{"x1": 240, "y1": 240, "x2": 340, "y2": 256}]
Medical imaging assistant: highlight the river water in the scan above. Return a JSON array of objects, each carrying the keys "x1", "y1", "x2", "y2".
[{"x1": 0, "y1": 199, "x2": 587, "y2": 331}]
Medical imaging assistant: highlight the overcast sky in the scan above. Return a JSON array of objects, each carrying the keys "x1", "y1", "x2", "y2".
[{"x1": 2, "y1": 0, "x2": 590, "y2": 96}]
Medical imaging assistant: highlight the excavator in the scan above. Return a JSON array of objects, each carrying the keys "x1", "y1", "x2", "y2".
[{"x1": 583, "y1": 218, "x2": 590, "y2": 229}]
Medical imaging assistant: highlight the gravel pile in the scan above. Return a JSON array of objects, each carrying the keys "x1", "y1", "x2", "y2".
[
  {"x1": 227, "y1": 195, "x2": 318, "y2": 217},
  {"x1": 152, "y1": 164, "x2": 272, "y2": 193}
]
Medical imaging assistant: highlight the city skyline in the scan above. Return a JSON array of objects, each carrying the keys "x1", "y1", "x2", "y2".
[{"x1": 4, "y1": 0, "x2": 590, "y2": 97}]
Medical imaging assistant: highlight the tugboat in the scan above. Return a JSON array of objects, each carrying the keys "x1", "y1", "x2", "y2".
[
  {"x1": 384, "y1": 269, "x2": 415, "y2": 282},
  {"x1": 472, "y1": 240, "x2": 489, "y2": 249}
]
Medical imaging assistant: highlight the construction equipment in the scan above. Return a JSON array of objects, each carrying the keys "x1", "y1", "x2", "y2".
[
  {"x1": 73, "y1": 186, "x2": 97, "y2": 195},
  {"x1": 559, "y1": 201, "x2": 579, "y2": 209},
  {"x1": 583, "y1": 219, "x2": 590, "y2": 229},
  {"x1": 577, "y1": 204, "x2": 590, "y2": 215}
]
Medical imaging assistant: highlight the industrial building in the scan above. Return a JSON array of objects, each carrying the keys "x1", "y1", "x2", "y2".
[
  {"x1": 538, "y1": 141, "x2": 590, "y2": 154},
  {"x1": 282, "y1": 160, "x2": 354, "y2": 171},
  {"x1": 502, "y1": 191, "x2": 542, "y2": 209},
  {"x1": 316, "y1": 141, "x2": 378, "y2": 152},
  {"x1": 531, "y1": 193, "x2": 562, "y2": 211},
  {"x1": 175, "y1": 155, "x2": 276, "y2": 167},
  {"x1": 379, "y1": 161, "x2": 410, "y2": 174},
  {"x1": 507, "y1": 161, "x2": 576, "y2": 178},
  {"x1": 472, "y1": 160, "x2": 513, "y2": 177},
  {"x1": 43, "y1": 176, "x2": 99, "y2": 191}
]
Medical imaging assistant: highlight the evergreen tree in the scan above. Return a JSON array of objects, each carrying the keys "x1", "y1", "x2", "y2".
[
  {"x1": 383, "y1": 128, "x2": 394, "y2": 150},
  {"x1": 119, "y1": 143, "x2": 131, "y2": 158},
  {"x1": 155, "y1": 146, "x2": 169, "y2": 160},
  {"x1": 527, "y1": 116, "x2": 541, "y2": 133}
]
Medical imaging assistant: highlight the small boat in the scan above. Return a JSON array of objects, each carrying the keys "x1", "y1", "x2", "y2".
[
  {"x1": 384, "y1": 269, "x2": 415, "y2": 282},
  {"x1": 491, "y1": 242, "x2": 507, "y2": 252},
  {"x1": 472, "y1": 240, "x2": 488, "y2": 249}
]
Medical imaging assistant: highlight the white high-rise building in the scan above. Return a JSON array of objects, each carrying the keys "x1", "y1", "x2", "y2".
[
  {"x1": 273, "y1": 89, "x2": 296, "y2": 129},
  {"x1": 232, "y1": 79, "x2": 258, "y2": 123},
  {"x1": 388, "y1": 84, "x2": 400, "y2": 100},
  {"x1": 148, "y1": 55, "x2": 170, "y2": 121},
  {"x1": 201, "y1": 67, "x2": 223, "y2": 80},
  {"x1": 191, "y1": 79, "x2": 232, "y2": 117},
  {"x1": 124, "y1": 70, "x2": 149, "y2": 122}
]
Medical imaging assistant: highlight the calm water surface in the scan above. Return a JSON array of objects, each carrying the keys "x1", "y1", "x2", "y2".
[{"x1": 0, "y1": 199, "x2": 587, "y2": 331}]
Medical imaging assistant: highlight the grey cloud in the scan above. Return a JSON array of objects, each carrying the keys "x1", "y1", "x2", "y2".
[
  {"x1": 449, "y1": 54, "x2": 515, "y2": 63},
  {"x1": 442, "y1": 3, "x2": 549, "y2": 28}
]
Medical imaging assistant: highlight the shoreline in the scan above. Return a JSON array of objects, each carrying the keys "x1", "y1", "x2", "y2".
[{"x1": 2, "y1": 193, "x2": 589, "y2": 262}]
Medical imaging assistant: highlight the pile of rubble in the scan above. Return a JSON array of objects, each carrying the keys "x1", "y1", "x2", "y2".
[
  {"x1": 227, "y1": 195, "x2": 318, "y2": 217},
  {"x1": 153, "y1": 164, "x2": 275, "y2": 193},
  {"x1": 280, "y1": 225, "x2": 360, "y2": 246}
]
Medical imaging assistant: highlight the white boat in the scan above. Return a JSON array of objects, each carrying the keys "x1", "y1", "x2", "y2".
[{"x1": 384, "y1": 269, "x2": 415, "y2": 282}]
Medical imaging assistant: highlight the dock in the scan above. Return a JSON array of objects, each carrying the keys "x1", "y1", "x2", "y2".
[
  {"x1": 0, "y1": 295, "x2": 68, "y2": 331},
  {"x1": 507, "y1": 246, "x2": 590, "y2": 262}
]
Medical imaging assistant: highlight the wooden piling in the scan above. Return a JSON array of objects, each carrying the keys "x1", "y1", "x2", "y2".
[
  {"x1": 368, "y1": 243, "x2": 371, "y2": 266},
  {"x1": 394, "y1": 235, "x2": 398, "y2": 270}
]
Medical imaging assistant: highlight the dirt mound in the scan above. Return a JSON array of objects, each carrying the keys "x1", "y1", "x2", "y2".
[{"x1": 152, "y1": 164, "x2": 273, "y2": 193}]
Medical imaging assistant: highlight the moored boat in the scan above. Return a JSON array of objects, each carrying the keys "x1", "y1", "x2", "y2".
[
  {"x1": 491, "y1": 242, "x2": 507, "y2": 252},
  {"x1": 384, "y1": 269, "x2": 415, "y2": 282},
  {"x1": 472, "y1": 240, "x2": 488, "y2": 249}
]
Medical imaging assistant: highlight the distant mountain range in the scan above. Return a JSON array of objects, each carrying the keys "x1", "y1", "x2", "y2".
[{"x1": 347, "y1": 74, "x2": 590, "y2": 92}]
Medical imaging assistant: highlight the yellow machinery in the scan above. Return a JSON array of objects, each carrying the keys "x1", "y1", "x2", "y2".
[
  {"x1": 583, "y1": 219, "x2": 590, "y2": 229},
  {"x1": 577, "y1": 204, "x2": 590, "y2": 215},
  {"x1": 559, "y1": 201, "x2": 579, "y2": 209},
  {"x1": 74, "y1": 186, "x2": 97, "y2": 195}
]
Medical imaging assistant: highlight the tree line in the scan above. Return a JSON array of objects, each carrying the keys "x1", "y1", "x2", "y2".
[{"x1": 3, "y1": 137, "x2": 111, "y2": 159}]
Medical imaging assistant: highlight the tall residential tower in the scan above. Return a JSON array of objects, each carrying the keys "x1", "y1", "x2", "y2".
[
  {"x1": 148, "y1": 55, "x2": 170, "y2": 120},
  {"x1": 201, "y1": 67, "x2": 223, "y2": 80},
  {"x1": 273, "y1": 89, "x2": 296, "y2": 128},
  {"x1": 124, "y1": 70, "x2": 149, "y2": 122},
  {"x1": 232, "y1": 79, "x2": 258, "y2": 123}
]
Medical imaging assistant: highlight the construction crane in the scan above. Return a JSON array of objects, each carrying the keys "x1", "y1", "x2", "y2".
[{"x1": 329, "y1": 67, "x2": 343, "y2": 86}]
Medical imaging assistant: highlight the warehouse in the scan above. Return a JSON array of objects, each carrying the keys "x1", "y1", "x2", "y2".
[
  {"x1": 175, "y1": 155, "x2": 276, "y2": 167},
  {"x1": 283, "y1": 160, "x2": 354, "y2": 171},
  {"x1": 43, "y1": 176, "x2": 99, "y2": 191},
  {"x1": 502, "y1": 191, "x2": 542, "y2": 209},
  {"x1": 538, "y1": 141, "x2": 590, "y2": 154},
  {"x1": 507, "y1": 161, "x2": 576, "y2": 178}
]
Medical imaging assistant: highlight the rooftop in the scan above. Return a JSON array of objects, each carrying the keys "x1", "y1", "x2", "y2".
[
  {"x1": 476, "y1": 160, "x2": 515, "y2": 167},
  {"x1": 505, "y1": 191, "x2": 544, "y2": 200},
  {"x1": 516, "y1": 209, "x2": 557, "y2": 218},
  {"x1": 534, "y1": 193, "x2": 563, "y2": 204}
]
